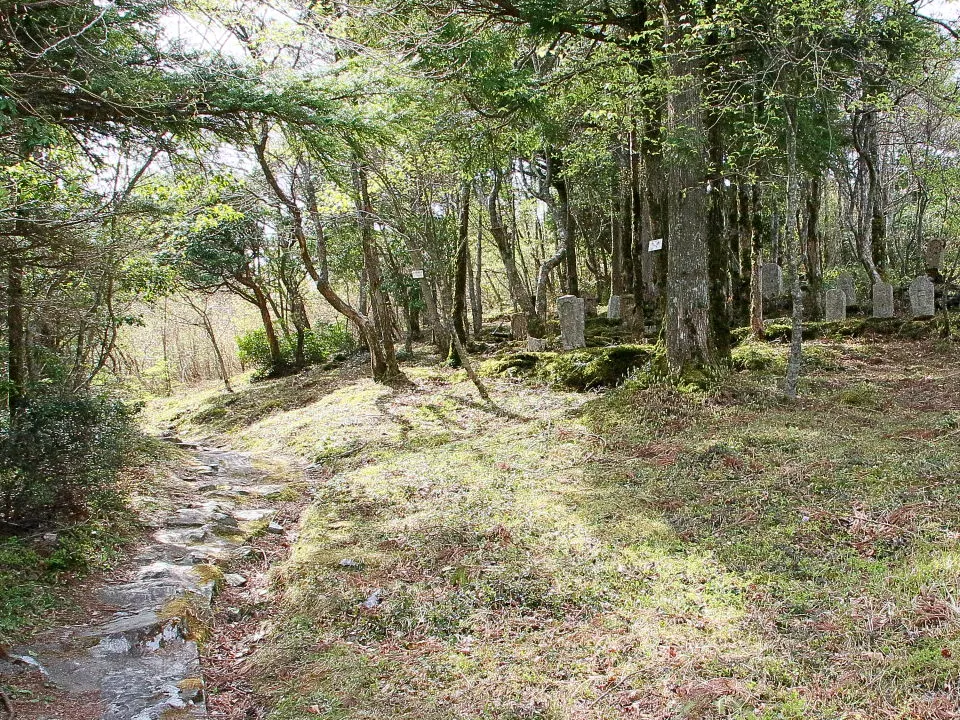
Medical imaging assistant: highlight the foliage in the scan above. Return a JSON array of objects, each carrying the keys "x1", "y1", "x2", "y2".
[
  {"x1": 236, "y1": 322, "x2": 358, "y2": 375},
  {"x1": 0, "y1": 395, "x2": 138, "y2": 529}
]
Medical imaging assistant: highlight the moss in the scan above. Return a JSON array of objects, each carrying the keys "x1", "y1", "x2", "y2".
[
  {"x1": 160, "y1": 594, "x2": 213, "y2": 642},
  {"x1": 736, "y1": 315, "x2": 949, "y2": 346},
  {"x1": 731, "y1": 342, "x2": 785, "y2": 372},
  {"x1": 191, "y1": 563, "x2": 224, "y2": 586},
  {"x1": 484, "y1": 345, "x2": 656, "y2": 390},
  {"x1": 480, "y1": 352, "x2": 545, "y2": 377}
]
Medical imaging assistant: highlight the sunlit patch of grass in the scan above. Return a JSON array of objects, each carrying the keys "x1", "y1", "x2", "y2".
[{"x1": 149, "y1": 338, "x2": 960, "y2": 718}]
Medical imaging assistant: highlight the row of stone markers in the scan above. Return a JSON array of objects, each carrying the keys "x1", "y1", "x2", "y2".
[
  {"x1": 762, "y1": 262, "x2": 936, "y2": 321},
  {"x1": 824, "y1": 276, "x2": 935, "y2": 321},
  {"x1": 542, "y1": 274, "x2": 939, "y2": 352}
]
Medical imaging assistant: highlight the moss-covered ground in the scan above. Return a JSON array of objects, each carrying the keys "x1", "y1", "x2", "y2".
[{"x1": 149, "y1": 335, "x2": 960, "y2": 720}]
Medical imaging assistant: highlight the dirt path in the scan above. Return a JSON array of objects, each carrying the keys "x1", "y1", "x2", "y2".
[{"x1": 0, "y1": 437, "x2": 301, "y2": 720}]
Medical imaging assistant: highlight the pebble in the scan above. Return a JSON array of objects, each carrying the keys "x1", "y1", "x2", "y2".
[
  {"x1": 224, "y1": 573, "x2": 247, "y2": 588},
  {"x1": 361, "y1": 590, "x2": 383, "y2": 609}
]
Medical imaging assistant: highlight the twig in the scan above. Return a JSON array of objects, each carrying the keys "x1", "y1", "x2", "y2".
[
  {"x1": 587, "y1": 670, "x2": 643, "y2": 708},
  {"x1": 1, "y1": 688, "x2": 14, "y2": 720}
]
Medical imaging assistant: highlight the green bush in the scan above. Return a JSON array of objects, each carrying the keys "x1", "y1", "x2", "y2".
[
  {"x1": 0, "y1": 394, "x2": 137, "y2": 529},
  {"x1": 236, "y1": 321, "x2": 357, "y2": 373}
]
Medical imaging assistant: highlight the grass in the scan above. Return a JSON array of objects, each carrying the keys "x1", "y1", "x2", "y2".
[{"x1": 150, "y1": 336, "x2": 960, "y2": 719}]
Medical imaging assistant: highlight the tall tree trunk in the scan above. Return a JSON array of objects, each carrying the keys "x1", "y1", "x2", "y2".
[
  {"x1": 611, "y1": 142, "x2": 629, "y2": 297},
  {"x1": 806, "y1": 176, "x2": 824, "y2": 320},
  {"x1": 851, "y1": 110, "x2": 884, "y2": 284},
  {"x1": 453, "y1": 182, "x2": 471, "y2": 345},
  {"x1": 245, "y1": 278, "x2": 282, "y2": 367},
  {"x1": 750, "y1": 184, "x2": 764, "y2": 338},
  {"x1": 783, "y1": 101, "x2": 804, "y2": 399},
  {"x1": 550, "y1": 156, "x2": 579, "y2": 297},
  {"x1": 661, "y1": 7, "x2": 713, "y2": 371},
  {"x1": 352, "y1": 162, "x2": 402, "y2": 380},
  {"x1": 6, "y1": 256, "x2": 26, "y2": 420},
  {"x1": 488, "y1": 170, "x2": 535, "y2": 321},
  {"x1": 707, "y1": 120, "x2": 731, "y2": 359},
  {"x1": 736, "y1": 184, "x2": 754, "y2": 327},
  {"x1": 471, "y1": 216, "x2": 484, "y2": 338}
]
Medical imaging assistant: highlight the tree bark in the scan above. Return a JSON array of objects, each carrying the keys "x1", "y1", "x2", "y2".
[
  {"x1": 661, "y1": 8, "x2": 713, "y2": 371},
  {"x1": 750, "y1": 184, "x2": 764, "y2": 338},
  {"x1": 805, "y1": 176, "x2": 824, "y2": 320},
  {"x1": 453, "y1": 181, "x2": 471, "y2": 345},
  {"x1": 707, "y1": 119, "x2": 730, "y2": 359},
  {"x1": 783, "y1": 101, "x2": 804, "y2": 399},
  {"x1": 6, "y1": 256, "x2": 26, "y2": 420},
  {"x1": 352, "y1": 161, "x2": 402, "y2": 380},
  {"x1": 488, "y1": 170, "x2": 535, "y2": 321},
  {"x1": 549, "y1": 155, "x2": 579, "y2": 297}
]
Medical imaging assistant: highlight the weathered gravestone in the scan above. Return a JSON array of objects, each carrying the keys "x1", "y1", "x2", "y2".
[
  {"x1": 607, "y1": 295, "x2": 621, "y2": 320},
  {"x1": 909, "y1": 275, "x2": 936, "y2": 319},
  {"x1": 825, "y1": 289, "x2": 847, "y2": 322},
  {"x1": 872, "y1": 282, "x2": 894, "y2": 319},
  {"x1": 558, "y1": 295, "x2": 586, "y2": 350},
  {"x1": 510, "y1": 312, "x2": 528, "y2": 340},
  {"x1": 761, "y1": 263, "x2": 783, "y2": 299},
  {"x1": 837, "y1": 273, "x2": 857, "y2": 307},
  {"x1": 583, "y1": 296, "x2": 598, "y2": 318}
]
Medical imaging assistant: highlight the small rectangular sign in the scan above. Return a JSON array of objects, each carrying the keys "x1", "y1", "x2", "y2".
[
  {"x1": 411, "y1": 269, "x2": 425, "y2": 279},
  {"x1": 649, "y1": 238, "x2": 663, "y2": 251}
]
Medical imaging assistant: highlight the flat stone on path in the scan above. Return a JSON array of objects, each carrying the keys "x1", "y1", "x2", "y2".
[
  {"x1": 233, "y1": 508, "x2": 276, "y2": 522},
  {"x1": 233, "y1": 483, "x2": 287, "y2": 498}
]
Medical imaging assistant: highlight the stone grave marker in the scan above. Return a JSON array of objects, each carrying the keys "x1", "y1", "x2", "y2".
[
  {"x1": 872, "y1": 282, "x2": 894, "y2": 319},
  {"x1": 762, "y1": 263, "x2": 783, "y2": 299},
  {"x1": 837, "y1": 273, "x2": 857, "y2": 307},
  {"x1": 825, "y1": 288, "x2": 846, "y2": 322},
  {"x1": 558, "y1": 295, "x2": 586, "y2": 350},
  {"x1": 909, "y1": 275, "x2": 935, "y2": 319},
  {"x1": 607, "y1": 295, "x2": 621, "y2": 320}
]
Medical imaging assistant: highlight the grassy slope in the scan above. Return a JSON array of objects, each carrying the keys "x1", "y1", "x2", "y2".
[{"x1": 150, "y1": 339, "x2": 960, "y2": 720}]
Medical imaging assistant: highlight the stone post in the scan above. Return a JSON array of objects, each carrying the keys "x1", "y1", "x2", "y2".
[
  {"x1": 837, "y1": 273, "x2": 857, "y2": 308},
  {"x1": 607, "y1": 295, "x2": 621, "y2": 320},
  {"x1": 761, "y1": 263, "x2": 783, "y2": 299},
  {"x1": 825, "y1": 288, "x2": 846, "y2": 322},
  {"x1": 557, "y1": 295, "x2": 586, "y2": 350},
  {"x1": 909, "y1": 276, "x2": 935, "y2": 319},
  {"x1": 872, "y1": 282, "x2": 894, "y2": 319},
  {"x1": 510, "y1": 312, "x2": 528, "y2": 340}
]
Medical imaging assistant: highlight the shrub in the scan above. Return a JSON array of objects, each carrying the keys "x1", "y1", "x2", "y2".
[
  {"x1": 0, "y1": 394, "x2": 137, "y2": 529},
  {"x1": 236, "y1": 321, "x2": 357, "y2": 375}
]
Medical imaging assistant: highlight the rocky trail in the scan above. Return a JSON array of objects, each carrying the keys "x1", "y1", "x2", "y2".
[{"x1": 0, "y1": 437, "x2": 301, "y2": 720}]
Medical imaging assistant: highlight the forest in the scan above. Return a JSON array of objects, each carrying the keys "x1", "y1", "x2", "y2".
[{"x1": 1, "y1": 0, "x2": 960, "y2": 718}]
